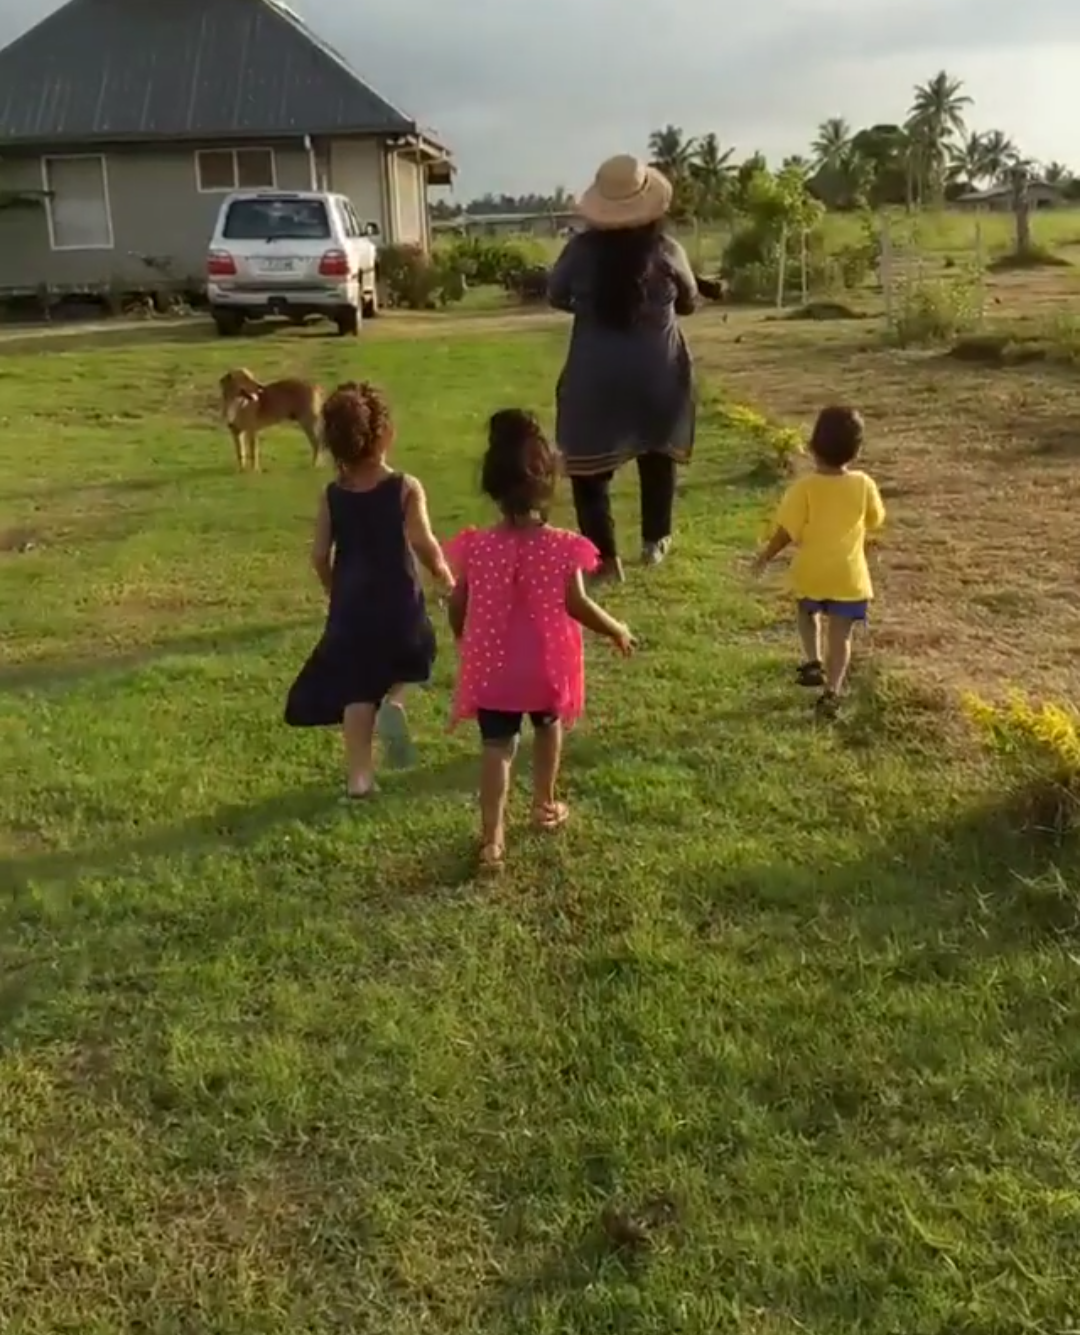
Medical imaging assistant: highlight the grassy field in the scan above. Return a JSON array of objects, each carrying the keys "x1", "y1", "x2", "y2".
[{"x1": 1, "y1": 316, "x2": 1079, "y2": 1332}]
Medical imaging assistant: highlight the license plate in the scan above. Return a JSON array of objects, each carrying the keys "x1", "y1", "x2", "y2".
[{"x1": 257, "y1": 257, "x2": 296, "y2": 273}]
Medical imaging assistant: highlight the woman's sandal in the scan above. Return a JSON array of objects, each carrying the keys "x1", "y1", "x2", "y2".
[
  {"x1": 478, "y1": 842, "x2": 505, "y2": 874},
  {"x1": 532, "y1": 800, "x2": 570, "y2": 832}
]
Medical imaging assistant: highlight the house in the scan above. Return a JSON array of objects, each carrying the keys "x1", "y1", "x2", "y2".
[
  {"x1": 955, "y1": 181, "x2": 1064, "y2": 212},
  {"x1": 0, "y1": 0, "x2": 453, "y2": 297}
]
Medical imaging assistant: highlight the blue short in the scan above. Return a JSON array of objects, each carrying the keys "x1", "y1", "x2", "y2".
[{"x1": 798, "y1": 597, "x2": 869, "y2": 622}]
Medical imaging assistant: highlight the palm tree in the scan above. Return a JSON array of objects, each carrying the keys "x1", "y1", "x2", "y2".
[
  {"x1": 1043, "y1": 160, "x2": 1070, "y2": 185},
  {"x1": 811, "y1": 117, "x2": 852, "y2": 172},
  {"x1": 647, "y1": 125, "x2": 696, "y2": 180},
  {"x1": 979, "y1": 129, "x2": 1018, "y2": 183},
  {"x1": 948, "y1": 131, "x2": 987, "y2": 187},
  {"x1": 906, "y1": 71, "x2": 971, "y2": 201},
  {"x1": 782, "y1": 154, "x2": 810, "y2": 177},
  {"x1": 690, "y1": 133, "x2": 736, "y2": 221}
]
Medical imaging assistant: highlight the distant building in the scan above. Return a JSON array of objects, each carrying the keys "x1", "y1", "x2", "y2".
[
  {"x1": 954, "y1": 182, "x2": 1064, "y2": 212},
  {"x1": 433, "y1": 210, "x2": 580, "y2": 240}
]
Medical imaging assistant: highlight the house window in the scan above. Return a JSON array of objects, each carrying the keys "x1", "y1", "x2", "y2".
[
  {"x1": 42, "y1": 155, "x2": 113, "y2": 251},
  {"x1": 196, "y1": 148, "x2": 276, "y2": 193}
]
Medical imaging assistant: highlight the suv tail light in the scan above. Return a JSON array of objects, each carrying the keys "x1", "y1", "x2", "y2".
[
  {"x1": 207, "y1": 249, "x2": 237, "y2": 276},
  {"x1": 318, "y1": 249, "x2": 350, "y2": 277}
]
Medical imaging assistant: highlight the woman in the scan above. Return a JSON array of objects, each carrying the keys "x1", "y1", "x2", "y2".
[{"x1": 548, "y1": 154, "x2": 698, "y2": 580}]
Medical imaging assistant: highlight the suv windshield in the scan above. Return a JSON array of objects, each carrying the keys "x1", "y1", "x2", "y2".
[{"x1": 223, "y1": 198, "x2": 331, "y2": 241}]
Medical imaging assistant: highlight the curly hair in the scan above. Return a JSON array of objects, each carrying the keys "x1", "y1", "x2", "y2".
[
  {"x1": 809, "y1": 405, "x2": 864, "y2": 468},
  {"x1": 320, "y1": 381, "x2": 392, "y2": 468},
  {"x1": 583, "y1": 220, "x2": 664, "y2": 329},
  {"x1": 481, "y1": 408, "x2": 558, "y2": 519}
]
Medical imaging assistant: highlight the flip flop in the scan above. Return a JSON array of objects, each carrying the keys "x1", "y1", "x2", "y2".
[
  {"x1": 478, "y1": 842, "x2": 505, "y2": 875},
  {"x1": 376, "y1": 701, "x2": 416, "y2": 769},
  {"x1": 342, "y1": 780, "x2": 378, "y2": 802},
  {"x1": 532, "y1": 801, "x2": 570, "y2": 832}
]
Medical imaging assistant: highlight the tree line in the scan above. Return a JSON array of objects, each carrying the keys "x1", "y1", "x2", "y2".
[{"x1": 437, "y1": 71, "x2": 1076, "y2": 218}]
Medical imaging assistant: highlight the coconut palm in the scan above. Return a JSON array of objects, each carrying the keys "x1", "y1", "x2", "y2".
[
  {"x1": 690, "y1": 133, "x2": 736, "y2": 221},
  {"x1": 906, "y1": 71, "x2": 971, "y2": 200},
  {"x1": 948, "y1": 131, "x2": 987, "y2": 187},
  {"x1": 811, "y1": 117, "x2": 852, "y2": 171},
  {"x1": 647, "y1": 125, "x2": 696, "y2": 180},
  {"x1": 979, "y1": 129, "x2": 1018, "y2": 183},
  {"x1": 1042, "y1": 160, "x2": 1070, "y2": 185}
]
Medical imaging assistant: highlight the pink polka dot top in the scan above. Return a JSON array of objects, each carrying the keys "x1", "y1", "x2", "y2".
[{"x1": 445, "y1": 524, "x2": 601, "y2": 727}]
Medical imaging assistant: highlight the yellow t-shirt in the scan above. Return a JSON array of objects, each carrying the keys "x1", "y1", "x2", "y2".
[{"x1": 774, "y1": 469, "x2": 885, "y2": 601}]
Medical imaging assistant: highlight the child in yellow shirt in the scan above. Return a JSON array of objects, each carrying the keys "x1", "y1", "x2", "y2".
[{"x1": 753, "y1": 405, "x2": 885, "y2": 717}]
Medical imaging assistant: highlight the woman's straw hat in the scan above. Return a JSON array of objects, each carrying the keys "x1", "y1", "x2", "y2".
[{"x1": 577, "y1": 154, "x2": 673, "y2": 230}]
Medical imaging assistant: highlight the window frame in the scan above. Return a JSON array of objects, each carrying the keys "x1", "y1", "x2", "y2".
[
  {"x1": 40, "y1": 153, "x2": 115, "y2": 252},
  {"x1": 195, "y1": 147, "x2": 277, "y2": 194}
]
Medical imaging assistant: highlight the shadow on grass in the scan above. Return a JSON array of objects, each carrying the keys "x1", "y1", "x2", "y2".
[
  {"x1": 0, "y1": 321, "x2": 218, "y2": 357},
  {"x1": 0, "y1": 618, "x2": 313, "y2": 695},
  {"x1": 0, "y1": 783, "x2": 338, "y2": 898},
  {"x1": 1, "y1": 465, "x2": 228, "y2": 507}
]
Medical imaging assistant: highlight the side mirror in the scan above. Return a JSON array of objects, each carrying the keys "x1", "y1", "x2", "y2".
[{"x1": 363, "y1": 221, "x2": 380, "y2": 237}]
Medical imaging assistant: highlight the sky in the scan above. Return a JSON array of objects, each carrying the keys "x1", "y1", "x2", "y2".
[{"x1": 1, "y1": 0, "x2": 1076, "y2": 197}]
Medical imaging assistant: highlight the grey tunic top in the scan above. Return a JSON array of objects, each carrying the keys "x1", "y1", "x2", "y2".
[{"x1": 548, "y1": 231, "x2": 698, "y2": 475}]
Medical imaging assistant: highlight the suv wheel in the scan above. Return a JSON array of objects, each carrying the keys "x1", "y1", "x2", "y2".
[
  {"x1": 335, "y1": 306, "x2": 360, "y2": 337},
  {"x1": 212, "y1": 309, "x2": 244, "y2": 337}
]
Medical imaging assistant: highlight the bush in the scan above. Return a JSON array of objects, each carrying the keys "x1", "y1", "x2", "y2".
[
  {"x1": 721, "y1": 223, "x2": 857, "y2": 305},
  {"x1": 437, "y1": 236, "x2": 547, "y2": 288},
  {"x1": 963, "y1": 691, "x2": 1080, "y2": 837},
  {"x1": 888, "y1": 272, "x2": 982, "y2": 347},
  {"x1": 504, "y1": 265, "x2": 550, "y2": 303},
  {"x1": 716, "y1": 402, "x2": 804, "y2": 480},
  {"x1": 377, "y1": 243, "x2": 467, "y2": 310}
]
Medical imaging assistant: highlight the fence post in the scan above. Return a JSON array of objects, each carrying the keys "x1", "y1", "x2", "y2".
[
  {"x1": 973, "y1": 216, "x2": 985, "y2": 327},
  {"x1": 776, "y1": 223, "x2": 788, "y2": 311},
  {"x1": 800, "y1": 226, "x2": 809, "y2": 305},
  {"x1": 880, "y1": 219, "x2": 893, "y2": 332}
]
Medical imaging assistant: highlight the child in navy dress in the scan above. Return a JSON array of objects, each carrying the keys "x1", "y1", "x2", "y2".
[{"x1": 285, "y1": 381, "x2": 453, "y2": 796}]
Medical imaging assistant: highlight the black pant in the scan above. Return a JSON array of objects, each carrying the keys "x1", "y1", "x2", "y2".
[
  {"x1": 570, "y1": 452, "x2": 676, "y2": 562},
  {"x1": 477, "y1": 708, "x2": 558, "y2": 744}
]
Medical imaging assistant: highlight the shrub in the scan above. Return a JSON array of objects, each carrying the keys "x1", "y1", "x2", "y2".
[
  {"x1": 888, "y1": 272, "x2": 982, "y2": 347},
  {"x1": 963, "y1": 691, "x2": 1080, "y2": 837},
  {"x1": 721, "y1": 223, "x2": 849, "y2": 304},
  {"x1": 437, "y1": 236, "x2": 547, "y2": 288},
  {"x1": 377, "y1": 244, "x2": 467, "y2": 309},
  {"x1": 504, "y1": 265, "x2": 550, "y2": 303},
  {"x1": 717, "y1": 402, "x2": 804, "y2": 480}
]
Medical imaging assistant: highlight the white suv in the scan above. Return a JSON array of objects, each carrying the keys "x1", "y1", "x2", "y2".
[{"x1": 206, "y1": 190, "x2": 380, "y2": 337}]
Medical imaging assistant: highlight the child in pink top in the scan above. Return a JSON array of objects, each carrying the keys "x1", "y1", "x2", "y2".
[{"x1": 446, "y1": 409, "x2": 634, "y2": 873}]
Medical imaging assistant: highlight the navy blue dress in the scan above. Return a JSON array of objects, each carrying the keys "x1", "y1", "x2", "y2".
[{"x1": 284, "y1": 475, "x2": 436, "y2": 726}]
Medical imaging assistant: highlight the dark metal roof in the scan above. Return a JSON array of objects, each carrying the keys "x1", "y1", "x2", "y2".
[{"x1": 0, "y1": 0, "x2": 418, "y2": 145}]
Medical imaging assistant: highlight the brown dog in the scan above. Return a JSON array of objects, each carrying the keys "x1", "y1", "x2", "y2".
[{"x1": 219, "y1": 368, "x2": 324, "y2": 471}]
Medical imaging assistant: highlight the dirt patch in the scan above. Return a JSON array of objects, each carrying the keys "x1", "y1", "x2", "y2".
[{"x1": 689, "y1": 270, "x2": 1080, "y2": 699}]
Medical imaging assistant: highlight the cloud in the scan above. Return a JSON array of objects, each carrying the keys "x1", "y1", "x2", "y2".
[{"x1": 2, "y1": 0, "x2": 1076, "y2": 192}]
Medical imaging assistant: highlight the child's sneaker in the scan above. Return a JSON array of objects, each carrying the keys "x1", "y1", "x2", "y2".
[
  {"x1": 376, "y1": 700, "x2": 416, "y2": 768},
  {"x1": 815, "y1": 690, "x2": 841, "y2": 721},
  {"x1": 796, "y1": 660, "x2": 825, "y2": 687}
]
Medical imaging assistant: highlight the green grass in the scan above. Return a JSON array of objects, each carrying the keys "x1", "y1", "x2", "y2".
[{"x1": 1, "y1": 325, "x2": 1079, "y2": 1332}]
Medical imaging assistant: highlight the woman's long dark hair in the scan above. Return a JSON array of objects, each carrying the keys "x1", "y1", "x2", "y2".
[{"x1": 584, "y1": 220, "x2": 664, "y2": 329}]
